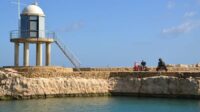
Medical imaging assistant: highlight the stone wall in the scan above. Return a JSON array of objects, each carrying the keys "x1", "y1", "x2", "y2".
[
  {"x1": 77, "y1": 67, "x2": 200, "y2": 72},
  {"x1": 0, "y1": 69, "x2": 200, "y2": 100}
]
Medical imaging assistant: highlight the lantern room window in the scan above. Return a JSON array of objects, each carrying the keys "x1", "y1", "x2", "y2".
[{"x1": 29, "y1": 16, "x2": 38, "y2": 38}]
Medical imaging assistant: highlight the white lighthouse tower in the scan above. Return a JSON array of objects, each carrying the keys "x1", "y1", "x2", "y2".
[
  {"x1": 10, "y1": 2, "x2": 81, "y2": 69},
  {"x1": 10, "y1": 2, "x2": 54, "y2": 67}
]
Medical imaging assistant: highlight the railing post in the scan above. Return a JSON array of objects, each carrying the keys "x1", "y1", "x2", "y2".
[{"x1": 53, "y1": 32, "x2": 56, "y2": 40}]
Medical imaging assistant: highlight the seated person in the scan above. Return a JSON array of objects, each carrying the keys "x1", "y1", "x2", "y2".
[
  {"x1": 133, "y1": 62, "x2": 140, "y2": 71},
  {"x1": 140, "y1": 60, "x2": 147, "y2": 71},
  {"x1": 156, "y1": 58, "x2": 168, "y2": 72}
]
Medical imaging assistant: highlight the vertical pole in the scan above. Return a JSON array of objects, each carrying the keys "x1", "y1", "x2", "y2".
[
  {"x1": 18, "y1": 0, "x2": 21, "y2": 37},
  {"x1": 14, "y1": 42, "x2": 19, "y2": 66},
  {"x1": 23, "y1": 42, "x2": 29, "y2": 66},
  {"x1": 45, "y1": 43, "x2": 51, "y2": 66},
  {"x1": 36, "y1": 43, "x2": 42, "y2": 66}
]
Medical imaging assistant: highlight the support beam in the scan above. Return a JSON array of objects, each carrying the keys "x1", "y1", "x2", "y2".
[
  {"x1": 36, "y1": 43, "x2": 42, "y2": 66},
  {"x1": 23, "y1": 43, "x2": 29, "y2": 66},
  {"x1": 14, "y1": 42, "x2": 19, "y2": 66},
  {"x1": 45, "y1": 43, "x2": 51, "y2": 66}
]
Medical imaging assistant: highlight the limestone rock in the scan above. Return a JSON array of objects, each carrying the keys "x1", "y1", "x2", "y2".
[{"x1": 0, "y1": 70, "x2": 200, "y2": 100}]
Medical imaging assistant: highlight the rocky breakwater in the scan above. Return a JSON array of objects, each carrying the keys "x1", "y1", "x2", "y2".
[
  {"x1": 0, "y1": 68, "x2": 200, "y2": 100},
  {"x1": 109, "y1": 73, "x2": 200, "y2": 98},
  {"x1": 0, "y1": 70, "x2": 109, "y2": 100}
]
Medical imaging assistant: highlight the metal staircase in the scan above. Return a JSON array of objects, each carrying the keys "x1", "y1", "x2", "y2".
[{"x1": 53, "y1": 36, "x2": 81, "y2": 70}]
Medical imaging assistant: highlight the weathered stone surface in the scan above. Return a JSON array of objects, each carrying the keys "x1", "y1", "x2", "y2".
[
  {"x1": 0, "y1": 71, "x2": 109, "y2": 100},
  {"x1": 0, "y1": 69, "x2": 200, "y2": 100},
  {"x1": 108, "y1": 76, "x2": 199, "y2": 96}
]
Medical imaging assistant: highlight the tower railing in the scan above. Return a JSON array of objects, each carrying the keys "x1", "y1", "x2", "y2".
[{"x1": 10, "y1": 30, "x2": 55, "y2": 39}]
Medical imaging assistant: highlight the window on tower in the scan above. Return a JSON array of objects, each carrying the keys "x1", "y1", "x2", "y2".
[{"x1": 29, "y1": 16, "x2": 38, "y2": 38}]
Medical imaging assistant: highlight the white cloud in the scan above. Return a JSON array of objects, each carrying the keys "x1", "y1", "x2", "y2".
[
  {"x1": 162, "y1": 21, "x2": 200, "y2": 35},
  {"x1": 184, "y1": 11, "x2": 197, "y2": 17},
  {"x1": 167, "y1": 1, "x2": 175, "y2": 9},
  {"x1": 59, "y1": 21, "x2": 85, "y2": 32}
]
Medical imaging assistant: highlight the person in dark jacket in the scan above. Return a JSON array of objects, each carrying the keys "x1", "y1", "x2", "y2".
[
  {"x1": 140, "y1": 60, "x2": 146, "y2": 71},
  {"x1": 141, "y1": 60, "x2": 146, "y2": 67},
  {"x1": 156, "y1": 58, "x2": 168, "y2": 71}
]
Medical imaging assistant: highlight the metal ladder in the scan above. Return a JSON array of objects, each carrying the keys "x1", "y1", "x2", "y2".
[{"x1": 53, "y1": 36, "x2": 81, "y2": 70}]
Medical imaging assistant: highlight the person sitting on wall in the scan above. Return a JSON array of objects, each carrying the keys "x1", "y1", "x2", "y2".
[
  {"x1": 133, "y1": 62, "x2": 140, "y2": 71},
  {"x1": 140, "y1": 60, "x2": 147, "y2": 71},
  {"x1": 156, "y1": 58, "x2": 168, "y2": 72}
]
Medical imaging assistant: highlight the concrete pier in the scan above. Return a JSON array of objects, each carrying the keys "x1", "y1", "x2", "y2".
[
  {"x1": 36, "y1": 43, "x2": 42, "y2": 66},
  {"x1": 45, "y1": 43, "x2": 51, "y2": 66},
  {"x1": 23, "y1": 43, "x2": 29, "y2": 66},
  {"x1": 14, "y1": 42, "x2": 19, "y2": 66}
]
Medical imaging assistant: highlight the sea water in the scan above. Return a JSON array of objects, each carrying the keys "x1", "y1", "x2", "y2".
[{"x1": 0, "y1": 97, "x2": 200, "y2": 112}]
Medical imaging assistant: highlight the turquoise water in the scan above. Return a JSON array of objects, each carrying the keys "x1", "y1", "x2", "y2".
[{"x1": 0, "y1": 97, "x2": 200, "y2": 112}]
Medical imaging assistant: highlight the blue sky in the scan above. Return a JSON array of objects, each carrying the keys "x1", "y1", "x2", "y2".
[{"x1": 1, "y1": 0, "x2": 200, "y2": 67}]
